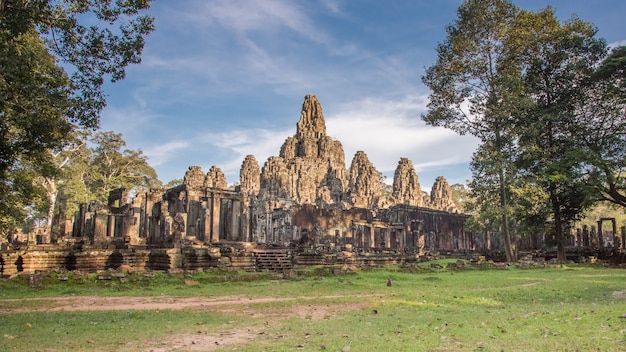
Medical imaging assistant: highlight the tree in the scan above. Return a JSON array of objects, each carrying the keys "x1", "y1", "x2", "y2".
[
  {"x1": 581, "y1": 46, "x2": 626, "y2": 207},
  {"x1": 165, "y1": 179, "x2": 184, "y2": 189},
  {"x1": 0, "y1": 27, "x2": 72, "y2": 231},
  {"x1": 38, "y1": 132, "x2": 86, "y2": 240},
  {"x1": 0, "y1": 0, "x2": 154, "y2": 232},
  {"x1": 450, "y1": 183, "x2": 470, "y2": 213},
  {"x1": 378, "y1": 172, "x2": 393, "y2": 198},
  {"x1": 84, "y1": 131, "x2": 161, "y2": 203},
  {"x1": 421, "y1": 0, "x2": 525, "y2": 262},
  {"x1": 515, "y1": 10, "x2": 606, "y2": 260}
]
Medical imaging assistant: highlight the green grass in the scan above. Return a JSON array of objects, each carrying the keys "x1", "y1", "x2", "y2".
[{"x1": 1, "y1": 264, "x2": 626, "y2": 351}]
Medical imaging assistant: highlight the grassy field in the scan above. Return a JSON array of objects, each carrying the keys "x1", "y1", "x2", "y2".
[{"x1": 1, "y1": 263, "x2": 626, "y2": 351}]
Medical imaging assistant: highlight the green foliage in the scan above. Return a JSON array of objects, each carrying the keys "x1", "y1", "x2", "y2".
[
  {"x1": 514, "y1": 9, "x2": 610, "y2": 260},
  {"x1": 378, "y1": 171, "x2": 393, "y2": 198},
  {"x1": 164, "y1": 178, "x2": 184, "y2": 188},
  {"x1": 450, "y1": 183, "x2": 470, "y2": 213},
  {"x1": 424, "y1": 0, "x2": 624, "y2": 261},
  {"x1": 59, "y1": 131, "x2": 161, "y2": 215},
  {"x1": 580, "y1": 46, "x2": 626, "y2": 207},
  {"x1": 0, "y1": 0, "x2": 154, "y2": 233},
  {"x1": 2, "y1": 0, "x2": 155, "y2": 128},
  {"x1": 0, "y1": 28, "x2": 72, "y2": 231},
  {"x1": 422, "y1": 0, "x2": 525, "y2": 261}
]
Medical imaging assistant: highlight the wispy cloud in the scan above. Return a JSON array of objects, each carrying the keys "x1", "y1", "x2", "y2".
[
  {"x1": 608, "y1": 39, "x2": 626, "y2": 48},
  {"x1": 143, "y1": 140, "x2": 192, "y2": 167},
  {"x1": 327, "y1": 94, "x2": 480, "y2": 174},
  {"x1": 181, "y1": 0, "x2": 330, "y2": 45}
]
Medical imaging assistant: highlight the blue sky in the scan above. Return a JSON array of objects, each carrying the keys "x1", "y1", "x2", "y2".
[{"x1": 99, "y1": 0, "x2": 626, "y2": 189}]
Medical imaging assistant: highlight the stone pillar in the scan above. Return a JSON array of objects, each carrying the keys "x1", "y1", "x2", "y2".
[
  {"x1": 202, "y1": 198, "x2": 213, "y2": 241},
  {"x1": 211, "y1": 192, "x2": 221, "y2": 243},
  {"x1": 611, "y1": 219, "x2": 618, "y2": 248},
  {"x1": 597, "y1": 220, "x2": 604, "y2": 248},
  {"x1": 417, "y1": 232, "x2": 425, "y2": 256},
  {"x1": 175, "y1": 213, "x2": 187, "y2": 242},
  {"x1": 75, "y1": 204, "x2": 87, "y2": 238},
  {"x1": 143, "y1": 195, "x2": 153, "y2": 240},
  {"x1": 369, "y1": 226, "x2": 375, "y2": 249},
  {"x1": 582, "y1": 225, "x2": 589, "y2": 247},
  {"x1": 231, "y1": 199, "x2": 240, "y2": 241},
  {"x1": 128, "y1": 208, "x2": 141, "y2": 244},
  {"x1": 94, "y1": 213, "x2": 108, "y2": 245},
  {"x1": 107, "y1": 214, "x2": 115, "y2": 238},
  {"x1": 591, "y1": 225, "x2": 598, "y2": 248}
]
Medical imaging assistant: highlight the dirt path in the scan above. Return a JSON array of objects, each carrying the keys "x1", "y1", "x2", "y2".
[
  {"x1": 0, "y1": 294, "x2": 376, "y2": 313},
  {"x1": 0, "y1": 294, "x2": 374, "y2": 351}
]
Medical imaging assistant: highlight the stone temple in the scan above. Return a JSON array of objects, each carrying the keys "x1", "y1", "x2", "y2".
[
  {"x1": 1, "y1": 95, "x2": 475, "y2": 274},
  {"x1": 150, "y1": 95, "x2": 464, "y2": 247}
]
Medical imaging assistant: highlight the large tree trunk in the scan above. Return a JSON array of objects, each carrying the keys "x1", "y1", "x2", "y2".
[
  {"x1": 42, "y1": 177, "x2": 58, "y2": 243},
  {"x1": 499, "y1": 169, "x2": 516, "y2": 262},
  {"x1": 550, "y1": 186, "x2": 567, "y2": 263}
]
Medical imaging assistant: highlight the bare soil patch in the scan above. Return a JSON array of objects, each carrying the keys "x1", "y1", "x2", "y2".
[{"x1": 0, "y1": 294, "x2": 372, "y2": 351}]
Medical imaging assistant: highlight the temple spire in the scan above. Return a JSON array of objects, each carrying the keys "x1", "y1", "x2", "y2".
[{"x1": 296, "y1": 95, "x2": 326, "y2": 138}]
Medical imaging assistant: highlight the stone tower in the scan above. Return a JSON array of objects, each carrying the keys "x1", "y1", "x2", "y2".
[
  {"x1": 258, "y1": 95, "x2": 348, "y2": 209},
  {"x1": 392, "y1": 157, "x2": 423, "y2": 206},
  {"x1": 241, "y1": 94, "x2": 457, "y2": 213}
]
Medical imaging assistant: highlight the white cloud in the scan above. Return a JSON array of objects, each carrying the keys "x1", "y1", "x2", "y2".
[
  {"x1": 148, "y1": 127, "x2": 295, "y2": 184},
  {"x1": 144, "y1": 140, "x2": 192, "y2": 167},
  {"x1": 608, "y1": 39, "x2": 626, "y2": 49},
  {"x1": 100, "y1": 105, "x2": 159, "y2": 138},
  {"x1": 182, "y1": 0, "x2": 330, "y2": 45},
  {"x1": 327, "y1": 94, "x2": 480, "y2": 176}
]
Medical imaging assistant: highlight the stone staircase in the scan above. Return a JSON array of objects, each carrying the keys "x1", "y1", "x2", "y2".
[
  {"x1": 229, "y1": 253, "x2": 256, "y2": 272},
  {"x1": 295, "y1": 252, "x2": 325, "y2": 266},
  {"x1": 252, "y1": 249, "x2": 293, "y2": 271}
]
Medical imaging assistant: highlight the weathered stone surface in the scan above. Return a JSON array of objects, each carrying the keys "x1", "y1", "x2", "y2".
[
  {"x1": 296, "y1": 94, "x2": 326, "y2": 139},
  {"x1": 259, "y1": 156, "x2": 291, "y2": 205},
  {"x1": 348, "y1": 151, "x2": 380, "y2": 209},
  {"x1": 16, "y1": 94, "x2": 475, "y2": 275},
  {"x1": 392, "y1": 157, "x2": 423, "y2": 206},
  {"x1": 204, "y1": 165, "x2": 228, "y2": 189},
  {"x1": 239, "y1": 155, "x2": 260, "y2": 200},
  {"x1": 260, "y1": 95, "x2": 348, "y2": 209},
  {"x1": 184, "y1": 166, "x2": 205, "y2": 189},
  {"x1": 429, "y1": 176, "x2": 457, "y2": 212},
  {"x1": 244, "y1": 95, "x2": 458, "y2": 213}
]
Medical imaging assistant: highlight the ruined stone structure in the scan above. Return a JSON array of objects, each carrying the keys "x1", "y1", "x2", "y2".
[{"x1": 1, "y1": 95, "x2": 475, "y2": 275}]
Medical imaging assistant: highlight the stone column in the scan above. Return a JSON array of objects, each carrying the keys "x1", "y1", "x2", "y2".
[
  {"x1": 75, "y1": 204, "x2": 87, "y2": 238},
  {"x1": 597, "y1": 221, "x2": 604, "y2": 248},
  {"x1": 128, "y1": 207, "x2": 141, "y2": 244},
  {"x1": 107, "y1": 214, "x2": 115, "y2": 238},
  {"x1": 211, "y1": 192, "x2": 221, "y2": 243},
  {"x1": 611, "y1": 219, "x2": 617, "y2": 248},
  {"x1": 231, "y1": 199, "x2": 240, "y2": 241},
  {"x1": 94, "y1": 213, "x2": 108, "y2": 245},
  {"x1": 202, "y1": 198, "x2": 213, "y2": 241},
  {"x1": 591, "y1": 225, "x2": 598, "y2": 248},
  {"x1": 369, "y1": 226, "x2": 375, "y2": 249}
]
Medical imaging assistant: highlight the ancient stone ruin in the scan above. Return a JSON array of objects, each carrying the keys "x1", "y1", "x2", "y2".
[{"x1": 1, "y1": 95, "x2": 477, "y2": 274}]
